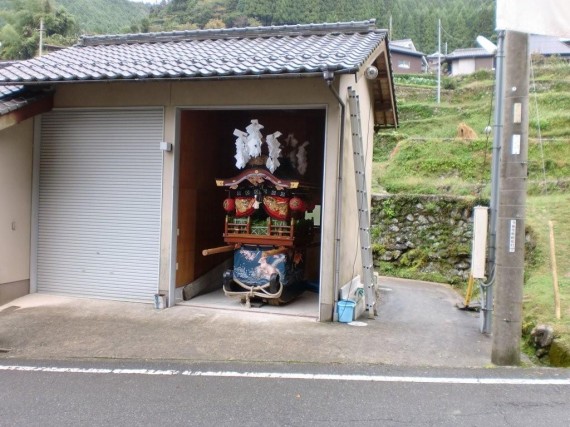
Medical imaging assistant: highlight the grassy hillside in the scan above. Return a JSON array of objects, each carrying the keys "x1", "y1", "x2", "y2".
[
  {"x1": 375, "y1": 57, "x2": 570, "y2": 351},
  {"x1": 375, "y1": 59, "x2": 570, "y2": 196}
]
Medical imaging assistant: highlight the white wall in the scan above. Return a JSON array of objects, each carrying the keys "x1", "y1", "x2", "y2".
[
  {"x1": 0, "y1": 119, "x2": 33, "y2": 285},
  {"x1": 335, "y1": 74, "x2": 375, "y2": 294},
  {"x1": 452, "y1": 58, "x2": 476, "y2": 76}
]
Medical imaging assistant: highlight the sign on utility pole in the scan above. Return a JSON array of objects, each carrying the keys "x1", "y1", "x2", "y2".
[{"x1": 491, "y1": 30, "x2": 529, "y2": 366}]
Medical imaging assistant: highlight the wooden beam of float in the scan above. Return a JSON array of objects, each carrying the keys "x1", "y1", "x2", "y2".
[{"x1": 202, "y1": 244, "x2": 240, "y2": 256}]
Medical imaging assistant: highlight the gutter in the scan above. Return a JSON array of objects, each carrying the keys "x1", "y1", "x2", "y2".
[{"x1": 0, "y1": 68, "x2": 360, "y2": 86}]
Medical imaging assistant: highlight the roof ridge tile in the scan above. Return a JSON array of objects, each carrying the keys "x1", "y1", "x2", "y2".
[{"x1": 80, "y1": 20, "x2": 378, "y2": 46}]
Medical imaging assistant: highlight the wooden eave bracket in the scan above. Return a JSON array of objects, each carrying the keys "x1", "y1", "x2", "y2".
[{"x1": 0, "y1": 93, "x2": 54, "y2": 131}]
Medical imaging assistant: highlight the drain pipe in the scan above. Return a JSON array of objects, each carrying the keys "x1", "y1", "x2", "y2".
[{"x1": 323, "y1": 70, "x2": 345, "y2": 316}]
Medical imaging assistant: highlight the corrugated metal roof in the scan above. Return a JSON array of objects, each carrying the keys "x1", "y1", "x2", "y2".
[{"x1": 0, "y1": 20, "x2": 387, "y2": 84}]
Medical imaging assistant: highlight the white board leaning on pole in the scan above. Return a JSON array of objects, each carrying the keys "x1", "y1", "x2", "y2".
[
  {"x1": 471, "y1": 206, "x2": 489, "y2": 279},
  {"x1": 496, "y1": 0, "x2": 570, "y2": 37}
]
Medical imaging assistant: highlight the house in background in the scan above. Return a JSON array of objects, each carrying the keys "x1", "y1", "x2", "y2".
[
  {"x1": 0, "y1": 20, "x2": 397, "y2": 321},
  {"x1": 530, "y1": 34, "x2": 570, "y2": 60},
  {"x1": 445, "y1": 47, "x2": 494, "y2": 76},
  {"x1": 426, "y1": 51, "x2": 445, "y2": 73},
  {"x1": 445, "y1": 34, "x2": 570, "y2": 77},
  {"x1": 390, "y1": 39, "x2": 427, "y2": 73}
]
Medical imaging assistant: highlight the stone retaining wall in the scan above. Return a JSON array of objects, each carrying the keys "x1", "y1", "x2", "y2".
[{"x1": 370, "y1": 194, "x2": 487, "y2": 285}]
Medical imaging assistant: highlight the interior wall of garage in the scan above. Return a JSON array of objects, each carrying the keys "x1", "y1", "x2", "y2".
[{"x1": 0, "y1": 119, "x2": 33, "y2": 305}]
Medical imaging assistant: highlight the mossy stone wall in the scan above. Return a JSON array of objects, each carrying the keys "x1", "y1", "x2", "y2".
[{"x1": 371, "y1": 194, "x2": 487, "y2": 285}]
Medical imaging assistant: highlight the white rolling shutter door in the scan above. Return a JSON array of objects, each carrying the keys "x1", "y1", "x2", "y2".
[{"x1": 37, "y1": 109, "x2": 163, "y2": 302}]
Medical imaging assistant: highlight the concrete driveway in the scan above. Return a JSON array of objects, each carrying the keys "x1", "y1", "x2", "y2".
[{"x1": 0, "y1": 277, "x2": 491, "y2": 367}]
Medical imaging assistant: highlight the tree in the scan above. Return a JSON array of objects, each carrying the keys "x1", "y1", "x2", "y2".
[
  {"x1": 237, "y1": 0, "x2": 275, "y2": 26},
  {"x1": 204, "y1": 18, "x2": 225, "y2": 29},
  {"x1": 274, "y1": 0, "x2": 318, "y2": 25},
  {"x1": 0, "y1": 0, "x2": 77, "y2": 59}
]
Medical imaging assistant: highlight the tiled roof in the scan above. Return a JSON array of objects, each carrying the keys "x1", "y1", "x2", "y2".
[
  {"x1": 389, "y1": 43, "x2": 425, "y2": 57},
  {"x1": 0, "y1": 85, "x2": 23, "y2": 97},
  {"x1": 0, "y1": 20, "x2": 387, "y2": 84},
  {"x1": 390, "y1": 39, "x2": 417, "y2": 51},
  {"x1": 0, "y1": 85, "x2": 52, "y2": 116}
]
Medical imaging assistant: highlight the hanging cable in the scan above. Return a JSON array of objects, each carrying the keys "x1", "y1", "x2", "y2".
[
  {"x1": 440, "y1": 24, "x2": 468, "y2": 46},
  {"x1": 530, "y1": 58, "x2": 548, "y2": 195},
  {"x1": 477, "y1": 81, "x2": 496, "y2": 194}
]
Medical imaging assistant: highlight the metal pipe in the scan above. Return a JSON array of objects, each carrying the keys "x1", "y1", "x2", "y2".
[
  {"x1": 324, "y1": 71, "x2": 346, "y2": 313},
  {"x1": 481, "y1": 30, "x2": 505, "y2": 334}
]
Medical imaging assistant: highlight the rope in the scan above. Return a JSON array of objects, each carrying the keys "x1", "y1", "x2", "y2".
[{"x1": 228, "y1": 277, "x2": 283, "y2": 299}]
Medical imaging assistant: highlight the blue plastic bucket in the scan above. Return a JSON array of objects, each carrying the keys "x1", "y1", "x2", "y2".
[{"x1": 337, "y1": 299, "x2": 356, "y2": 323}]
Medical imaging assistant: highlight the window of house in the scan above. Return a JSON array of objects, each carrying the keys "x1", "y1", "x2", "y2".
[{"x1": 398, "y1": 60, "x2": 411, "y2": 69}]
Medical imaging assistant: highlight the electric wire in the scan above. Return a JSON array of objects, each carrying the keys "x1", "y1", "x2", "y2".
[
  {"x1": 440, "y1": 25, "x2": 463, "y2": 44},
  {"x1": 478, "y1": 79, "x2": 495, "y2": 194},
  {"x1": 440, "y1": 24, "x2": 470, "y2": 48},
  {"x1": 530, "y1": 57, "x2": 548, "y2": 195}
]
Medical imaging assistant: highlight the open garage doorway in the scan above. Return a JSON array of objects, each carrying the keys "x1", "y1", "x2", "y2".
[{"x1": 175, "y1": 108, "x2": 326, "y2": 318}]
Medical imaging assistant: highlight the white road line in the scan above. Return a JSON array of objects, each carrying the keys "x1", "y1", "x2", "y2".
[
  {"x1": 1, "y1": 365, "x2": 569, "y2": 385},
  {"x1": 183, "y1": 371, "x2": 570, "y2": 385},
  {"x1": 0, "y1": 366, "x2": 178, "y2": 375}
]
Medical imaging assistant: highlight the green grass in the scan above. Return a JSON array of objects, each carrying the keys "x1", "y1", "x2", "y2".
[
  {"x1": 525, "y1": 194, "x2": 570, "y2": 340},
  {"x1": 374, "y1": 59, "x2": 570, "y2": 357}
]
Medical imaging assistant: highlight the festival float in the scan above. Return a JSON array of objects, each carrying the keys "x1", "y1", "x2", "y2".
[{"x1": 202, "y1": 120, "x2": 320, "y2": 307}]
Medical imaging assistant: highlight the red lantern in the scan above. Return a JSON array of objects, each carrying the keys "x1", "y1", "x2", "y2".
[
  {"x1": 289, "y1": 197, "x2": 306, "y2": 212},
  {"x1": 223, "y1": 198, "x2": 235, "y2": 213}
]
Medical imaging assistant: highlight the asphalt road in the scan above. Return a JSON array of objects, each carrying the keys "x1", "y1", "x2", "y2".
[{"x1": 2, "y1": 359, "x2": 569, "y2": 426}]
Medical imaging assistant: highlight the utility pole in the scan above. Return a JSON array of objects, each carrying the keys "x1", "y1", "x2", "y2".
[
  {"x1": 389, "y1": 15, "x2": 392, "y2": 40},
  {"x1": 491, "y1": 30, "x2": 530, "y2": 366},
  {"x1": 39, "y1": 18, "x2": 44, "y2": 57},
  {"x1": 437, "y1": 19, "x2": 441, "y2": 104}
]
